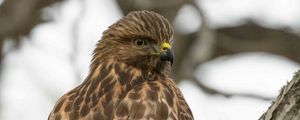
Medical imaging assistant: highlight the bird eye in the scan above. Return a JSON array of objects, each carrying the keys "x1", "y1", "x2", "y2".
[{"x1": 133, "y1": 39, "x2": 147, "y2": 46}]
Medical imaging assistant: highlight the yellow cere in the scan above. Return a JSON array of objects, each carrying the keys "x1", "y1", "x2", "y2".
[
  {"x1": 162, "y1": 42, "x2": 171, "y2": 49},
  {"x1": 152, "y1": 42, "x2": 171, "y2": 56}
]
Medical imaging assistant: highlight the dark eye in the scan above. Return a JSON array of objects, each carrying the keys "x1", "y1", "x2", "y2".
[{"x1": 133, "y1": 39, "x2": 147, "y2": 46}]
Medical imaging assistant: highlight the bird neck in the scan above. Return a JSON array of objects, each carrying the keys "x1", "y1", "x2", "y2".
[{"x1": 80, "y1": 61, "x2": 167, "y2": 96}]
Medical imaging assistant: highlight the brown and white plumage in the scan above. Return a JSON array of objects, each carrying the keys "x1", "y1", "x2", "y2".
[{"x1": 49, "y1": 10, "x2": 193, "y2": 120}]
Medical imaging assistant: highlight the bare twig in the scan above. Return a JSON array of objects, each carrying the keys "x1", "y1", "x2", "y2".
[
  {"x1": 70, "y1": 0, "x2": 86, "y2": 84},
  {"x1": 190, "y1": 77, "x2": 275, "y2": 101},
  {"x1": 0, "y1": 0, "x2": 62, "y2": 37},
  {"x1": 0, "y1": 38, "x2": 3, "y2": 74},
  {"x1": 0, "y1": 0, "x2": 64, "y2": 80},
  {"x1": 214, "y1": 24, "x2": 300, "y2": 63}
]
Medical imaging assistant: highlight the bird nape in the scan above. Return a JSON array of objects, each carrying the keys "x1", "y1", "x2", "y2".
[{"x1": 49, "y1": 10, "x2": 194, "y2": 120}]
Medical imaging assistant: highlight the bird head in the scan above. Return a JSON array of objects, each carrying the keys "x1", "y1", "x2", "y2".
[{"x1": 93, "y1": 10, "x2": 174, "y2": 73}]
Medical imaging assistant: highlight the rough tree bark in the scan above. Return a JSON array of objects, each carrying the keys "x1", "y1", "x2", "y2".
[{"x1": 260, "y1": 70, "x2": 300, "y2": 120}]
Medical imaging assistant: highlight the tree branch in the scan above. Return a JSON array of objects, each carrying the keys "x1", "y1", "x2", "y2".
[
  {"x1": 70, "y1": 0, "x2": 86, "y2": 84},
  {"x1": 260, "y1": 70, "x2": 300, "y2": 120},
  {"x1": 190, "y1": 77, "x2": 274, "y2": 101},
  {"x1": 214, "y1": 23, "x2": 300, "y2": 63},
  {"x1": 0, "y1": 0, "x2": 63, "y2": 78},
  {"x1": 0, "y1": 0, "x2": 62, "y2": 38}
]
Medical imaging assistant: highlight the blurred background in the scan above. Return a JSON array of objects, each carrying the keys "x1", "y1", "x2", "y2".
[{"x1": 0, "y1": 0, "x2": 300, "y2": 120}]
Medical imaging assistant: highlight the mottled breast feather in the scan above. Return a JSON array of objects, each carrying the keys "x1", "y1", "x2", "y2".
[{"x1": 48, "y1": 10, "x2": 193, "y2": 120}]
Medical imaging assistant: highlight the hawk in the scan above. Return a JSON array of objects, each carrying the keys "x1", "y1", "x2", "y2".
[{"x1": 49, "y1": 10, "x2": 194, "y2": 120}]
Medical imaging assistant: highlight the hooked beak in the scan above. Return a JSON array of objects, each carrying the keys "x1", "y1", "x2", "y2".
[
  {"x1": 160, "y1": 48, "x2": 174, "y2": 66},
  {"x1": 151, "y1": 42, "x2": 173, "y2": 66},
  {"x1": 150, "y1": 42, "x2": 174, "y2": 65}
]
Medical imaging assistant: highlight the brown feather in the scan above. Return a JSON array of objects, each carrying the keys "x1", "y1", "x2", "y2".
[{"x1": 49, "y1": 10, "x2": 193, "y2": 120}]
